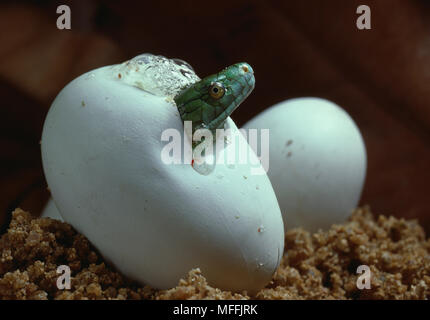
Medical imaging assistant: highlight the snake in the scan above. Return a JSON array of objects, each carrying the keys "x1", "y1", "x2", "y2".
[{"x1": 174, "y1": 62, "x2": 255, "y2": 148}]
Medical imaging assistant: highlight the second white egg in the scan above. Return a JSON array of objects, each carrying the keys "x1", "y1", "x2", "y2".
[{"x1": 243, "y1": 97, "x2": 367, "y2": 232}]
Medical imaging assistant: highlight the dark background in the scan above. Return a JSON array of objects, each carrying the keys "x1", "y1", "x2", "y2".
[{"x1": 1, "y1": 0, "x2": 430, "y2": 234}]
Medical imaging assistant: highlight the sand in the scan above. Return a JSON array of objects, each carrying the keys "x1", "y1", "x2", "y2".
[{"x1": 0, "y1": 207, "x2": 429, "y2": 300}]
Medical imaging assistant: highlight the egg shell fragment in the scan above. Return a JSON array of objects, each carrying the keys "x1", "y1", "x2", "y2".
[
  {"x1": 244, "y1": 97, "x2": 367, "y2": 232},
  {"x1": 41, "y1": 65, "x2": 284, "y2": 293}
]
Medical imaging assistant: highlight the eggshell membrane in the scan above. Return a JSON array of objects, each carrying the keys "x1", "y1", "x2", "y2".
[
  {"x1": 41, "y1": 66, "x2": 284, "y2": 293},
  {"x1": 244, "y1": 98, "x2": 366, "y2": 232}
]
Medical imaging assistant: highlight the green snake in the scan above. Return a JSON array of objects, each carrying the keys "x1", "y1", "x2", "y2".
[{"x1": 174, "y1": 62, "x2": 255, "y2": 147}]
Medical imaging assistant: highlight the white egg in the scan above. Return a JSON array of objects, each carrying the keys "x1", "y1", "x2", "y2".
[
  {"x1": 41, "y1": 198, "x2": 63, "y2": 221},
  {"x1": 243, "y1": 97, "x2": 366, "y2": 232},
  {"x1": 41, "y1": 57, "x2": 284, "y2": 293}
]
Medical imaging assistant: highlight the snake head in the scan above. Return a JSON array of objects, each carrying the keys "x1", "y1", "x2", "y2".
[{"x1": 175, "y1": 62, "x2": 255, "y2": 132}]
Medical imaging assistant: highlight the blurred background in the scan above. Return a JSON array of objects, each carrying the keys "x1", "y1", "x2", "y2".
[{"x1": 1, "y1": 0, "x2": 430, "y2": 234}]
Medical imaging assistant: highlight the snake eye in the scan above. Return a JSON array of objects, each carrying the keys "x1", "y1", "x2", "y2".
[{"x1": 208, "y1": 82, "x2": 225, "y2": 99}]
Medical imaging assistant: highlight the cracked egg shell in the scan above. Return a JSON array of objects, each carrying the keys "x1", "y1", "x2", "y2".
[{"x1": 41, "y1": 64, "x2": 284, "y2": 293}]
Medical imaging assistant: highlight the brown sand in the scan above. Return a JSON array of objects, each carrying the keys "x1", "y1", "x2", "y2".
[{"x1": 0, "y1": 207, "x2": 429, "y2": 300}]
